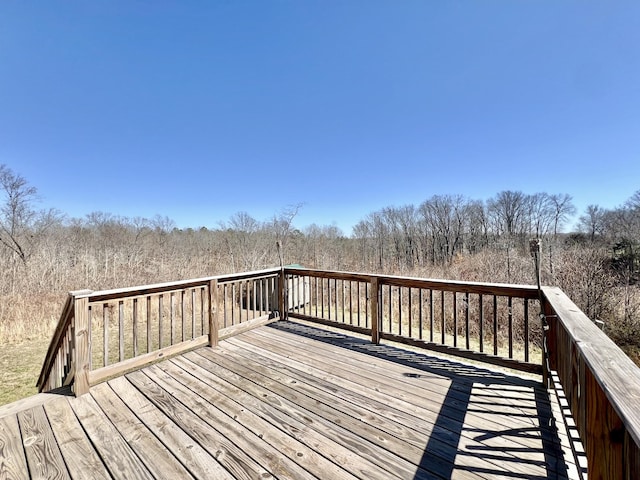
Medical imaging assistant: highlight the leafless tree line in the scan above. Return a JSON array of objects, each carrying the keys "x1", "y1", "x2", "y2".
[
  {"x1": 352, "y1": 191, "x2": 576, "y2": 275},
  {"x1": 0, "y1": 163, "x2": 639, "y2": 361}
]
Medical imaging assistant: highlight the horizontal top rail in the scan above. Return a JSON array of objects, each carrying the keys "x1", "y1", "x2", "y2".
[
  {"x1": 543, "y1": 286, "x2": 640, "y2": 448},
  {"x1": 284, "y1": 267, "x2": 540, "y2": 298},
  {"x1": 85, "y1": 267, "x2": 281, "y2": 302}
]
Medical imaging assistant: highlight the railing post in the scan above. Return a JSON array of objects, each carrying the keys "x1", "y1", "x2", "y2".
[
  {"x1": 209, "y1": 279, "x2": 219, "y2": 347},
  {"x1": 73, "y1": 295, "x2": 90, "y2": 396},
  {"x1": 278, "y1": 268, "x2": 287, "y2": 320},
  {"x1": 542, "y1": 295, "x2": 556, "y2": 389},
  {"x1": 370, "y1": 276, "x2": 380, "y2": 344}
]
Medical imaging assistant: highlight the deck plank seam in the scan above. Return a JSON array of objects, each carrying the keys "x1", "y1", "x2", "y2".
[{"x1": 221, "y1": 334, "x2": 568, "y2": 476}]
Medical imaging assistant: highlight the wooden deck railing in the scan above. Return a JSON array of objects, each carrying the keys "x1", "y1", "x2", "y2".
[
  {"x1": 37, "y1": 268, "x2": 282, "y2": 395},
  {"x1": 543, "y1": 286, "x2": 640, "y2": 480},
  {"x1": 37, "y1": 265, "x2": 640, "y2": 480},
  {"x1": 282, "y1": 267, "x2": 640, "y2": 480},
  {"x1": 283, "y1": 267, "x2": 543, "y2": 374}
]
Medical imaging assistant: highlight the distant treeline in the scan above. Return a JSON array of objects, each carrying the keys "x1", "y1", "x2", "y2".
[{"x1": 0, "y1": 163, "x2": 639, "y2": 361}]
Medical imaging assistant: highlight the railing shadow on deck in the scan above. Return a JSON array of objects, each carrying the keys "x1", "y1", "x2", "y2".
[{"x1": 269, "y1": 320, "x2": 571, "y2": 480}]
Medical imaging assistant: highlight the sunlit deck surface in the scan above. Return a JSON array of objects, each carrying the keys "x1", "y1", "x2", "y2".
[{"x1": 1, "y1": 321, "x2": 580, "y2": 480}]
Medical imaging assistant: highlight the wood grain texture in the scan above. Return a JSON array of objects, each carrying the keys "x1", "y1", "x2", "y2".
[
  {"x1": 90, "y1": 382, "x2": 195, "y2": 479},
  {"x1": 73, "y1": 296, "x2": 90, "y2": 396},
  {"x1": 125, "y1": 369, "x2": 275, "y2": 480},
  {"x1": 69, "y1": 393, "x2": 152, "y2": 479},
  {"x1": 0, "y1": 414, "x2": 29, "y2": 480},
  {"x1": 107, "y1": 376, "x2": 233, "y2": 480},
  {"x1": 17, "y1": 405, "x2": 69, "y2": 480},
  {"x1": 157, "y1": 359, "x2": 359, "y2": 480},
  {"x1": 543, "y1": 285, "x2": 640, "y2": 478},
  {"x1": 88, "y1": 335, "x2": 208, "y2": 386},
  {"x1": 44, "y1": 398, "x2": 111, "y2": 480},
  {"x1": 11, "y1": 321, "x2": 582, "y2": 479}
]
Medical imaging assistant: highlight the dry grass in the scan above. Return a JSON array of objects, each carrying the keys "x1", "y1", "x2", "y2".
[
  {"x1": 0, "y1": 337, "x2": 50, "y2": 405},
  {"x1": 0, "y1": 295, "x2": 62, "y2": 406},
  {"x1": 0, "y1": 294, "x2": 62, "y2": 344}
]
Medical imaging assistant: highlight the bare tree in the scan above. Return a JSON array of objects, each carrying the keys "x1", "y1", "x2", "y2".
[
  {"x1": 271, "y1": 204, "x2": 303, "y2": 267},
  {"x1": 0, "y1": 165, "x2": 49, "y2": 265},
  {"x1": 487, "y1": 190, "x2": 528, "y2": 240},
  {"x1": 578, "y1": 205, "x2": 608, "y2": 242},
  {"x1": 527, "y1": 193, "x2": 553, "y2": 238},
  {"x1": 549, "y1": 193, "x2": 576, "y2": 237},
  {"x1": 418, "y1": 195, "x2": 466, "y2": 265}
]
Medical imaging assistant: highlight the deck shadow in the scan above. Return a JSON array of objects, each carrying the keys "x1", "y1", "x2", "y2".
[{"x1": 268, "y1": 320, "x2": 571, "y2": 480}]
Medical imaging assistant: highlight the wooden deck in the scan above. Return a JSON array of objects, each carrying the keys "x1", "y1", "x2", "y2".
[{"x1": 0, "y1": 320, "x2": 580, "y2": 480}]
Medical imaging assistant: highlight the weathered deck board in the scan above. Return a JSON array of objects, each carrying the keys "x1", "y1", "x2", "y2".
[
  {"x1": 0, "y1": 414, "x2": 29, "y2": 480},
  {"x1": 107, "y1": 376, "x2": 233, "y2": 479},
  {"x1": 223, "y1": 325, "x2": 568, "y2": 479},
  {"x1": 90, "y1": 382, "x2": 196, "y2": 479},
  {"x1": 43, "y1": 398, "x2": 111, "y2": 480},
  {"x1": 154, "y1": 360, "x2": 359, "y2": 480},
  {"x1": 0, "y1": 321, "x2": 579, "y2": 479},
  {"x1": 70, "y1": 393, "x2": 152, "y2": 479},
  {"x1": 17, "y1": 405, "x2": 69, "y2": 480}
]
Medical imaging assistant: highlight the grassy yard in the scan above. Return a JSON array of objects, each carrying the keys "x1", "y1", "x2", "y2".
[{"x1": 0, "y1": 337, "x2": 50, "y2": 405}]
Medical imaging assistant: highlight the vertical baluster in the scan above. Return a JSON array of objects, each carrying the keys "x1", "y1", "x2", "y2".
[
  {"x1": 118, "y1": 300, "x2": 125, "y2": 362},
  {"x1": 508, "y1": 296, "x2": 513, "y2": 359},
  {"x1": 453, "y1": 292, "x2": 458, "y2": 348},
  {"x1": 223, "y1": 284, "x2": 228, "y2": 327},
  {"x1": 465, "y1": 292, "x2": 470, "y2": 350},
  {"x1": 441, "y1": 290, "x2": 446, "y2": 344},
  {"x1": 103, "y1": 303, "x2": 109, "y2": 367},
  {"x1": 303, "y1": 276, "x2": 308, "y2": 316},
  {"x1": 364, "y1": 282, "x2": 369, "y2": 328},
  {"x1": 252, "y1": 280, "x2": 257, "y2": 319},
  {"x1": 170, "y1": 292, "x2": 176, "y2": 345},
  {"x1": 388, "y1": 285, "x2": 392, "y2": 333},
  {"x1": 524, "y1": 299, "x2": 530, "y2": 362},
  {"x1": 55, "y1": 355, "x2": 61, "y2": 389},
  {"x1": 334, "y1": 279, "x2": 338, "y2": 321},
  {"x1": 209, "y1": 279, "x2": 219, "y2": 347},
  {"x1": 146, "y1": 296, "x2": 151, "y2": 353},
  {"x1": 158, "y1": 295, "x2": 164, "y2": 349},
  {"x1": 232, "y1": 283, "x2": 236, "y2": 326},
  {"x1": 133, "y1": 298, "x2": 138, "y2": 357},
  {"x1": 356, "y1": 281, "x2": 360, "y2": 327},
  {"x1": 429, "y1": 289, "x2": 434, "y2": 342},
  {"x1": 181, "y1": 289, "x2": 187, "y2": 340},
  {"x1": 370, "y1": 277, "x2": 379, "y2": 344},
  {"x1": 419, "y1": 289, "x2": 424, "y2": 340},
  {"x1": 61, "y1": 333, "x2": 68, "y2": 382},
  {"x1": 398, "y1": 286, "x2": 402, "y2": 336},
  {"x1": 258, "y1": 279, "x2": 263, "y2": 316},
  {"x1": 479, "y1": 294, "x2": 484, "y2": 353},
  {"x1": 408, "y1": 287, "x2": 412, "y2": 338},
  {"x1": 341, "y1": 279, "x2": 346, "y2": 323},
  {"x1": 328, "y1": 278, "x2": 332, "y2": 320},
  {"x1": 314, "y1": 277, "x2": 319, "y2": 317},
  {"x1": 87, "y1": 306, "x2": 92, "y2": 371},
  {"x1": 323, "y1": 277, "x2": 327, "y2": 319},
  {"x1": 349, "y1": 281, "x2": 353, "y2": 325},
  {"x1": 201, "y1": 287, "x2": 206, "y2": 335},
  {"x1": 192, "y1": 288, "x2": 196, "y2": 338},
  {"x1": 493, "y1": 295, "x2": 498, "y2": 355},
  {"x1": 243, "y1": 281, "x2": 248, "y2": 323}
]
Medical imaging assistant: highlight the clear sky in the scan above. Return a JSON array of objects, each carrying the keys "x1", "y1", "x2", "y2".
[{"x1": 1, "y1": 1, "x2": 639, "y2": 234}]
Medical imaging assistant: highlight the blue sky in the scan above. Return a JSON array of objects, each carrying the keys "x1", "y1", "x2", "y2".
[{"x1": 1, "y1": 1, "x2": 639, "y2": 234}]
